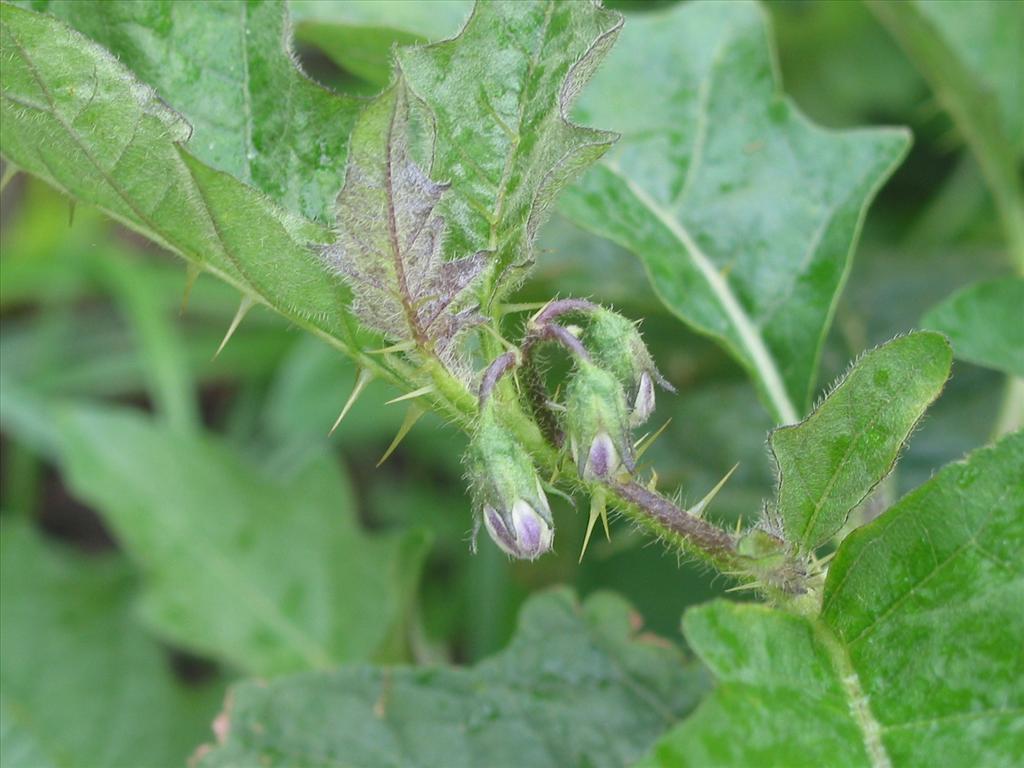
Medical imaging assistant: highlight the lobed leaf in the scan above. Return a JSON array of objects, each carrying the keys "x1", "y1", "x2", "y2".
[
  {"x1": 0, "y1": 520, "x2": 223, "y2": 768},
  {"x1": 770, "y1": 332, "x2": 952, "y2": 551},
  {"x1": 643, "y1": 430, "x2": 1024, "y2": 767},
  {"x1": 922, "y1": 277, "x2": 1024, "y2": 377},
  {"x1": 560, "y1": 0, "x2": 910, "y2": 423},
  {"x1": 396, "y1": 0, "x2": 623, "y2": 299},
  {"x1": 195, "y1": 589, "x2": 709, "y2": 768},
  {"x1": 53, "y1": 404, "x2": 429, "y2": 676}
]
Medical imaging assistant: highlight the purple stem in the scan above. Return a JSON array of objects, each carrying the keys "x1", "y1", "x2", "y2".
[
  {"x1": 612, "y1": 481, "x2": 737, "y2": 560},
  {"x1": 478, "y1": 351, "x2": 519, "y2": 405},
  {"x1": 532, "y1": 298, "x2": 601, "y2": 326}
]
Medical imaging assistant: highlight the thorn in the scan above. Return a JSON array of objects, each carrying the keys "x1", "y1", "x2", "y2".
[
  {"x1": 180, "y1": 263, "x2": 200, "y2": 315},
  {"x1": 725, "y1": 582, "x2": 760, "y2": 594},
  {"x1": 634, "y1": 418, "x2": 672, "y2": 458},
  {"x1": 529, "y1": 298, "x2": 556, "y2": 327},
  {"x1": 580, "y1": 489, "x2": 609, "y2": 563},
  {"x1": 214, "y1": 295, "x2": 255, "y2": 359},
  {"x1": 377, "y1": 405, "x2": 424, "y2": 466},
  {"x1": 690, "y1": 463, "x2": 739, "y2": 519},
  {"x1": 68, "y1": 199, "x2": 76, "y2": 227},
  {"x1": 646, "y1": 470, "x2": 659, "y2": 491},
  {"x1": 385, "y1": 385, "x2": 434, "y2": 405},
  {"x1": 368, "y1": 340, "x2": 417, "y2": 355},
  {"x1": 329, "y1": 368, "x2": 374, "y2": 436}
]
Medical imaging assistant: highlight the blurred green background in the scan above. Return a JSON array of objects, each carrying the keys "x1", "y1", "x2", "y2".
[{"x1": 0, "y1": 0, "x2": 1015, "y2": 764}]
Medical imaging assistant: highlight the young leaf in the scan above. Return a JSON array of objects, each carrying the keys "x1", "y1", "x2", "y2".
[
  {"x1": 195, "y1": 589, "x2": 709, "y2": 768},
  {"x1": 560, "y1": 0, "x2": 910, "y2": 423},
  {"x1": 770, "y1": 332, "x2": 952, "y2": 551},
  {"x1": 642, "y1": 431, "x2": 1024, "y2": 768},
  {"x1": 396, "y1": 0, "x2": 623, "y2": 298},
  {"x1": 318, "y1": 84, "x2": 486, "y2": 366},
  {"x1": 52, "y1": 404, "x2": 429, "y2": 676},
  {"x1": 24, "y1": 0, "x2": 360, "y2": 221},
  {"x1": 922, "y1": 277, "x2": 1024, "y2": 377},
  {"x1": 0, "y1": 520, "x2": 223, "y2": 768}
]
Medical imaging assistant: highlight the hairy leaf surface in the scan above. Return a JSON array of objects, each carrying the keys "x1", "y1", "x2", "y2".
[
  {"x1": 0, "y1": 520, "x2": 223, "y2": 768},
  {"x1": 923, "y1": 277, "x2": 1024, "y2": 377},
  {"x1": 53, "y1": 405, "x2": 428, "y2": 676},
  {"x1": 770, "y1": 332, "x2": 952, "y2": 550},
  {"x1": 319, "y1": 85, "x2": 485, "y2": 364},
  {"x1": 21, "y1": 0, "x2": 359, "y2": 221},
  {"x1": 397, "y1": 0, "x2": 623, "y2": 298},
  {"x1": 644, "y1": 431, "x2": 1024, "y2": 768},
  {"x1": 560, "y1": 0, "x2": 910, "y2": 423},
  {"x1": 196, "y1": 589, "x2": 709, "y2": 768}
]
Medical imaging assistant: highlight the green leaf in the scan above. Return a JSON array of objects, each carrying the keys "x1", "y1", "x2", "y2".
[
  {"x1": 868, "y1": 0, "x2": 1024, "y2": 267},
  {"x1": 559, "y1": 0, "x2": 910, "y2": 424},
  {"x1": 0, "y1": 519, "x2": 223, "y2": 768},
  {"x1": 23, "y1": 0, "x2": 360, "y2": 221},
  {"x1": 643, "y1": 431, "x2": 1024, "y2": 768},
  {"x1": 290, "y1": 0, "x2": 473, "y2": 86},
  {"x1": 318, "y1": 83, "x2": 486, "y2": 366},
  {"x1": 396, "y1": 0, "x2": 623, "y2": 298},
  {"x1": 52, "y1": 404, "x2": 429, "y2": 676},
  {"x1": 195, "y1": 589, "x2": 709, "y2": 768},
  {"x1": 922, "y1": 277, "x2": 1024, "y2": 377},
  {"x1": 0, "y1": 2, "x2": 387, "y2": 371},
  {"x1": 770, "y1": 332, "x2": 952, "y2": 551}
]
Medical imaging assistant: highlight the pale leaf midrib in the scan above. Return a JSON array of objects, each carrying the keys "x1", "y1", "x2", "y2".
[{"x1": 602, "y1": 162, "x2": 799, "y2": 425}]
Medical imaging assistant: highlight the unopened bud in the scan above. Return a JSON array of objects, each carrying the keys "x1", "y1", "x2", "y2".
[
  {"x1": 582, "y1": 308, "x2": 671, "y2": 426},
  {"x1": 468, "y1": 402, "x2": 554, "y2": 559},
  {"x1": 565, "y1": 360, "x2": 634, "y2": 481}
]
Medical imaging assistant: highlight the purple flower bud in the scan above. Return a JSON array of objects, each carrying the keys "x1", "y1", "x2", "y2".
[
  {"x1": 584, "y1": 431, "x2": 620, "y2": 480},
  {"x1": 630, "y1": 370, "x2": 656, "y2": 427},
  {"x1": 483, "y1": 498, "x2": 554, "y2": 560}
]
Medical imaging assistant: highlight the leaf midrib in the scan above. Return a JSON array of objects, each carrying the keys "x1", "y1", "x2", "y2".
[{"x1": 601, "y1": 162, "x2": 799, "y2": 425}]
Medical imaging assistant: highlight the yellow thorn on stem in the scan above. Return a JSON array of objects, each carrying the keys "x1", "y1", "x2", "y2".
[
  {"x1": 385, "y1": 385, "x2": 434, "y2": 405},
  {"x1": 213, "y1": 295, "x2": 255, "y2": 359},
  {"x1": 580, "y1": 489, "x2": 609, "y2": 563},
  {"x1": 368, "y1": 340, "x2": 417, "y2": 355},
  {"x1": 329, "y1": 368, "x2": 374, "y2": 436},
  {"x1": 691, "y1": 463, "x2": 739, "y2": 519},
  {"x1": 377, "y1": 405, "x2": 425, "y2": 466},
  {"x1": 634, "y1": 418, "x2": 673, "y2": 458},
  {"x1": 180, "y1": 263, "x2": 201, "y2": 315}
]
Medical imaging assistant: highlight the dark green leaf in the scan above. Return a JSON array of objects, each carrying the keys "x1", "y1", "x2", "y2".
[
  {"x1": 770, "y1": 332, "x2": 952, "y2": 550},
  {"x1": 53, "y1": 404, "x2": 429, "y2": 676},
  {"x1": 24, "y1": 0, "x2": 360, "y2": 221},
  {"x1": 196, "y1": 589, "x2": 709, "y2": 768},
  {"x1": 922, "y1": 277, "x2": 1024, "y2": 377},
  {"x1": 560, "y1": 0, "x2": 910, "y2": 423},
  {"x1": 0, "y1": 520, "x2": 223, "y2": 768},
  {"x1": 643, "y1": 431, "x2": 1024, "y2": 767}
]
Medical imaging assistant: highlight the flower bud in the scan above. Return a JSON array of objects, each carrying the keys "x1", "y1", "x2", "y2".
[
  {"x1": 564, "y1": 359, "x2": 634, "y2": 481},
  {"x1": 468, "y1": 402, "x2": 554, "y2": 559},
  {"x1": 582, "y1": 308, "x2": 671, "y2": 426}
]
